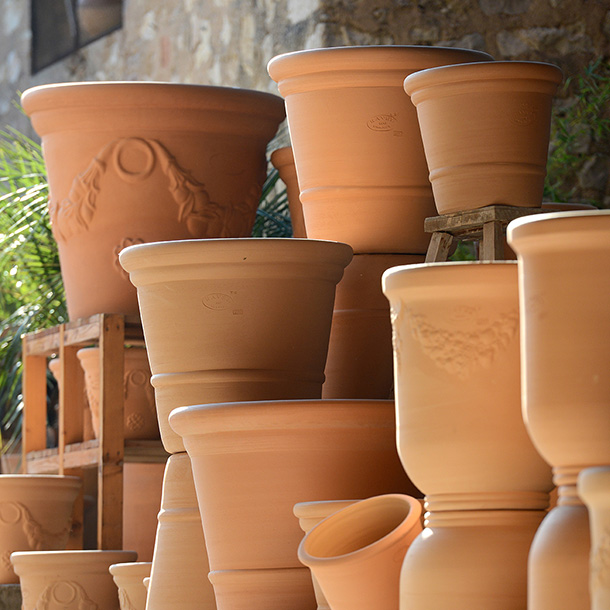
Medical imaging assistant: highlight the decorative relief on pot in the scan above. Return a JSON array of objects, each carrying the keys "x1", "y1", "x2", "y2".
[
  {"x1": 1, "y1": 550, "x2": 12, "y2": 572},
  {"x1": 591, "y1": 527, "x2": 610, "y2": 591},
  {"x1": 114, "y1": 238, "x2": 145, "y2": 278},
  {"x1": 49, "y1": 137, "x2": 258, "y2": 242},
  {"x1": 118, "y1": 588, "x2": 137, "y2": 610},
  {"x1": 35, "y1": 580, "x2": 98, "y2": 610},
  {"x1": 0, "y1": 502, "x2": 71, "y2": 549},
  {"x1": 390, "y1": 302, "x2": 404, "y2": 368},
  {"x1": 405, "y1": 307, "x2": 519, "y2": 378},
  {"x1": 124, "y1": 368, "x2": 154, "y2": 405}
]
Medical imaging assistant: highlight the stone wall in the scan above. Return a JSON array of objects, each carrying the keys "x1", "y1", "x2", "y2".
[{"x1": 1, "y1": 0, "x2": 609, "y2": 204}]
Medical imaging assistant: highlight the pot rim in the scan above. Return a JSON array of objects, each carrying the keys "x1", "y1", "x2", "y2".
[
  {"x1": 108, "y1": 561, "x2": 152, "y2": 574},
  {"x1": 297, "y1": 493, "x2": 421, "y2": 566},
  {"x1": 11, "y1": 550, "x2": 138, "y2": 566},
  {"x1": 0, "y1": 474, "x2": 81, "y2": 486},
  {"x1": 404, "y1": 60, "x2": 562, "y2": 95}
]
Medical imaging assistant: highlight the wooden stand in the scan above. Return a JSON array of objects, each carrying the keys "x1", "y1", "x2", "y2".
[
  {"x1": 424, "y1": 205, "x2": 547, "y2": 262},
  {"x1": 21, "y1": 314, "x2": 167, "y2": 550}
]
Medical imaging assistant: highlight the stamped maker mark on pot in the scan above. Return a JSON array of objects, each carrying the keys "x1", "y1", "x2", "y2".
[
  {"x1": 367, "y1": 113, "x2": 398, "y2": 132},
  {"x1": 202, "y1": 293, "x2": 234, "y2": 310}
]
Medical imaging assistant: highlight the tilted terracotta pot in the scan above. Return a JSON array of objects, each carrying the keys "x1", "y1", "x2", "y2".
[
  {"x1": 168, "y1": 399, "x2": 421, "y2": 573},
  {"x1": 119, "y1": 238, "x2": 352, "y2": 453},
  {"x1": 11, "y1": 550, "x2": 137, "y2": 610},
  {"x1": 578, "y1": 466, "x2": 610, "y2": 610},
  {"x1": 507, "y1": 210, "x2": 610, "y2": 610},
  {"x1": 268, "y1": 46, "x2": 492, "y2": 253},
  {"x1": 21, "y1": 82, "x2": 285, "y2": 319},
  {"x1": 109, "y1": 561, "x2": 151, "y2": 610},
  {"x1": 146, "y1": 453, "x2": 216, "y2": 610},
  {"x1": 270, "y1": 146, "x2": 306, "y2": 238},
  {"x1": 299, "y1": 494, "x2": 422, "y2": 610},
  {"x1": 0, "y1": 475, "x2": 81, "y2": 584},
  {"x1": 77, "y1": 347, "x2": 158, "y2": 441},
  {"x1": 323, "y1": 253, "x2": 424, "y2": 399},
  {"x1": 404, "y1": 61, "x2": 563, "y2": 214}
]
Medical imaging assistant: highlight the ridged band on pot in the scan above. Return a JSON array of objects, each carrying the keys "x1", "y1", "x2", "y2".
[
  {"x1": 21, "y1": 82, "x2": 285, "y2": 319},
  {"x1": 0, "y1": 475, "x2": 82, "y2": 584},
  {"x1": 382, "y1": 262, "x2": 552, "y2": 509},
  {"x1": 208, "y1": 568, "x2": 315, "y2": 610},
  {"x1": 270, "y1": 146, "x2": 307, "y2": 238},
  {"x1": 168, "y1": 399, "x2": 421, "y2": 572},
  {"x1": 267, "y1": 46, "x2": 492, "y2": 253},
  {"x1": 404, "y1": 61, "x2": 563, "y2": 215},
  {"x1": 298, "y1": 494, "x2": 422, "y2": 610},
  {"x1": 11, "y1": 550, "x2": 137, "y2": 610},
  {"x1": 119, "y1": 238, "x2": 353, "y2": 454},
  {"x1": 109, "y1": 561, "x2": 151, "y2": 610}
]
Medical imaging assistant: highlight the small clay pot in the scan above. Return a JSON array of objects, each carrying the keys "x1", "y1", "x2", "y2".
[
  {"x1": 0, "y1": 475, "x2": 81, "y2": 584},
  {"x1": 298, "y1": 494, "x2": 422, "y2": 610},
  {"x1": 109, "y1": 561, "x2": 151, "y2": 610}
]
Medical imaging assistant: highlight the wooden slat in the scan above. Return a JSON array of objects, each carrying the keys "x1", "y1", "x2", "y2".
[
  {"x1": 481, "y1": 220, "x2": 506, "y2": 261},
  {"x1": 425, "y1": 231, "x2": 454, "y2": 263},
  {"x1": 22, "y1": 345, "x2": 48, "y2": 472}
]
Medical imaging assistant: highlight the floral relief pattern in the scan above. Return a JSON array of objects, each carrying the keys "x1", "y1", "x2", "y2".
[
  {"x1": 591, "y1": 527, "x2": 610, "y2": 591},
  {"x1": 118, "y1": 588, "x2": 137, "y2": 610},
  {"x1": 114, "y1": 237, "x2": 145, "y2": 279},
  {"x1": 0, "y1": 502, "x2": 71, "y2": 550},
  {"x1": 35, "y1": 581, "x2": 97, "y2": 610}
]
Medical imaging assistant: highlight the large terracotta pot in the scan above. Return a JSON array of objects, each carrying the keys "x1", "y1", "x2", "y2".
[
  {"x1": 109, "y1": 561, "x2": 151, "y2": 610},
  {"x1": 77, "y1": 347, "x2": 159, "y2": 440},
  {"x1": 298, "y1": 494, "x2": 422, "y2": 610},
  {"x1": 11, "y1": 550, "x2": 137, "y2": 610},
  {"x1": 21, "y1": 82, "x2": 285, "y2": 320},
  {"x1": 119, "y1": 238, "x2": 352, "y2": 453},
  {"x1": 382, "y1": 261, "x2": 552, "y2": 609},
  {"x1": 323, "y1": 253, "x2": 424, "y2": 399},
  {"x1": 507, "y1": 210, "x2": 610, "y2": 610},
  {"x1": 270, "y1": 146, "x2": 306, "y2": 238},
  {"x1": 403, "y1": 61, "x2": 563, "y2": 214},
  {"x1": 267, "y1": 46, "x2": 492, "y2": 253},
  {"x1": 168, "y1": 399, "x2": 420, "y2": 575},
  {"x1": 0, "y1": 475, "x2": 81, "y2": 584}
]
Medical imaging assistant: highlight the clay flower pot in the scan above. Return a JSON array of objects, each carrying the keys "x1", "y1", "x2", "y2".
[
  {"x1": 267, "y1": 46, "x2": 492, "y2": 253},
  {"x1": 403, "y1": 61, "x2": 563, "y2": 214},
  {"x1": 507, "y1": 210, "x2": 610, "y2": 610},
  {"x1": 76, "y1": 346, "x2": 158, "y2": 440},
  {"x1": 298, "y1": 494, "x2": 422, "y2": 610},
  {"x1": 11, "y1": 550, "x2": 137, "y2": 610},
  {"x1": 578, "y1": 467, "x2": 610, "y2": 610},
  {"x1": 168, "y1": 399, "x2": 420, "y2": 575},
  {"x1": 0, "y1": 475, "x2": 81, "y2": 584},
  {"x1": 119, "y1": 238, "x2": 352, "y2": 453},
  {"x1": 208, "y1": 568, "x2": 315, "y2": 610},
  {"x1": 21, "y1": 82, "x2": 285, "y2": 319},
  {"x1": 109, "y1": 561, "x2": 151, "y2": 610},
  {"x1": 323, "y1": 253, "x2": 424, "y2": 399},
  {"x1": 270, "y1": 146, "x2": 306, "y2": 238}
]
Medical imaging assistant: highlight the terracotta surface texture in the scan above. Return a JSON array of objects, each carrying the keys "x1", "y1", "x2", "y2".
[{"x1": 270, "y1": 146, "x2": 306, "y2": 238}]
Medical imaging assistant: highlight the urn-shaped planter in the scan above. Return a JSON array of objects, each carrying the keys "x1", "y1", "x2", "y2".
[
  {"x1": 11, "y1": 550, "x2": 137, "y2": 610},
  {"x1": 507, "y1": 210, "x2": 610, "y2": 610},
  {"x1": 109, "y1": 561, "x2": 151, "y2": 610},
  {"x1": 119, "y1": 238, "x2": 352, "y2": 453},
  {"x1": 76, "y1": 346, "x2": 158, "y2": 440},
  {"x1": 0, "y1": 475, "x2": 81, "y2": 584},
  {"x1": 21, "y1": 82, "x2": 285, "y2": 319},
  {"x1": 270, "y1": 146, "x2": 306, "y2": 238},
  {"x1": 298, "y1": 494, "x2": 422, "y2": 610},
  {"x1": 267, "y1": 46, "x2": 492, "y2": 253},
  {"x1": 403, "y1": 61, "x2": 563, "y2": 214}
]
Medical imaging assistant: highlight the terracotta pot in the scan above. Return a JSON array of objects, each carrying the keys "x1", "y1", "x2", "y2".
[
  {"x1": 77, "y1": 0, "x2": 122, "y2": 40},
  {"x1": 0, "y1": 475, "x2": 81, "y2": 584},
  {"x1": 168, "y1": 399, "x2": 421, "y2": 574},
  {"x1": 270, "y1": 147, "x2": 306, "y2": 238},
  {"x1": 323, "y1": 254, "x2": 424, "y2": 399},
  {"x1": 11, "y1": 550, "x2": 137, "y2": 610},
  {"x1": 21, "y1": 82, "x2": 285, "y2": 319},
  {"x1": 119, "y1": 238, "x2": 352, "y2": 453},
  {"x1": 109, "y1": 561, "x2": 151, "y2": 610},
  {"x1": 400, "y1": 510, "x2": 545, "y2": 609},
  {"x1": 294, "y1": 500, "x2": 358, "y2": 610},
  {"x1": 578, "y1": 467, "x2": 610, "y2": 610},
  {"x1": 403, "y1": 61, "x2": 563, "y2": 214},
  {"x1": 268, "y1": 46, "x2": 492, "y2": 253},
  {"x1": 143, "y1": 577, "x2": 150, "y2": 591},
  {"x1": 299, "y1": 494, "x2": 422, "y2": 610},
  {"x1": 507, "y1": 210, "x2": 610, "y2": 610},
  {"x1": 146, "y1": 453, "x2": 216, "y2": 610},
  {"x1": 208, "y1": 568, "x2": 315, "y2": 610}
]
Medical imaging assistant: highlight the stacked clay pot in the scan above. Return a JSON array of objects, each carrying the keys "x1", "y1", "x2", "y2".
[{"x1": 109, "y1": 561, "x2": 151, "y2": 610}]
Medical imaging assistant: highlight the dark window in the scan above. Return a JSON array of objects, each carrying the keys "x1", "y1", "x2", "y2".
[{"x1": 31, "y1": 0, "x2": 123, "y2": 74}]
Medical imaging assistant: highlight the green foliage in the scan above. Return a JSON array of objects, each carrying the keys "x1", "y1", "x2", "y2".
[
  {"x1": 252, "y1": 166, "x2": 293, "y2": 238},
  {"x1": 545, "y1": 58, "x2": 610, "y2": 207}
]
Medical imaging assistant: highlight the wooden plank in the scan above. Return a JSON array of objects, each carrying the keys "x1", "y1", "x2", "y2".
[
  {"x1": 425, "y1": 231, "x2": 454, "y2": 263},
  {"x1": 481, "y1": 220, "x2": 506, "y2": 261},
  {"x1": 124, "y1": 440, "x2": 170, "y2": 463},
  {"x1": 21, "y1": 345, "x2": 48, "y2": 472}
]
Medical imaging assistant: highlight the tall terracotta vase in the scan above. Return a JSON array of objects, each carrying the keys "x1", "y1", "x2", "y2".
[
  {"x1": 119, "y1": 238, "x2": 352, "y2": 453},
  {"x1": 11, "y1": 550, "x2": 137, "y2": 610},
  {"x1": 0, "y1": 475, "x2": 81, "y2": 584},
  {"x1": 403, "y1": 61, "x2": 563, "y2": 214},
  {"x1": 267, "y1": 46, "x2": 492, "y2": 253},
  {"x1": 298, "y1": 494, "x2": 422, "y2": 610},
  {"x1": 109, "y1": 561, "x2": 151, "y2": 610},
  {"x1": 270, "y1": 146, "x2": 306, "y2": 238},
  {"x1": 382, "y1": 261, "x2": 553, "y2": 609},
  {"x1": 21, "y1": 82, "x2": 285, "y2": 319},
  {"x1": 507, "y1": 210, "x2": 610, "y2": 610}
]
